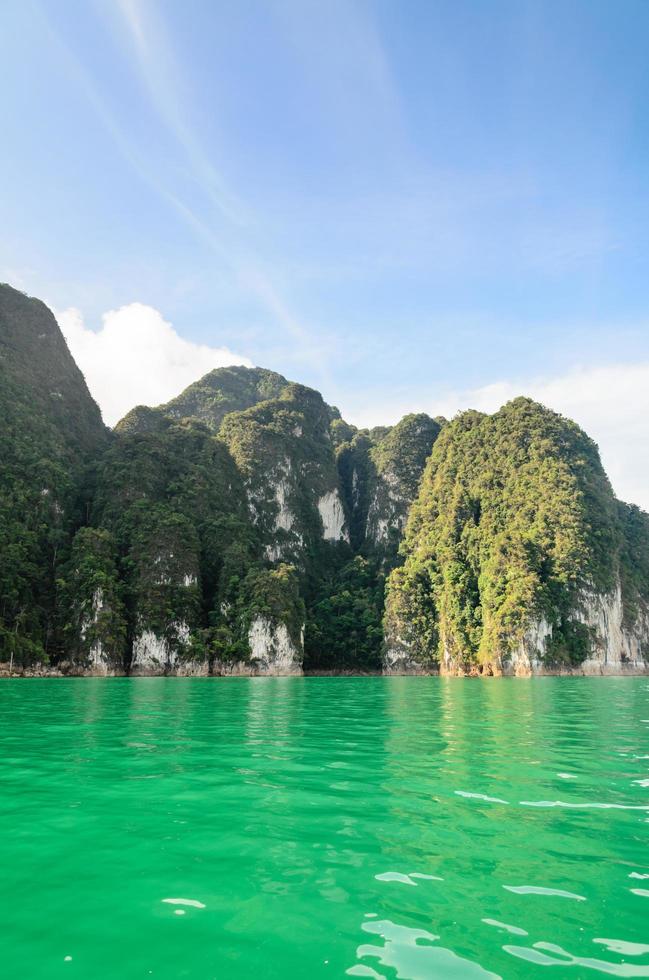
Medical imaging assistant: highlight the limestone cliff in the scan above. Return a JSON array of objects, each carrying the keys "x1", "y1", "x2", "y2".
[
  {"x1": 365, "y1": 414, "x2": 443, "y2": 550},
  {"x1": 503, "y1": 581, "x2": 649, "y2": 676},
  {"x1": 384, "y1": 399, "x2": 649, "y2": 676},
  {"x1": 73, "y1": 373, "x2": 320, "y2": 675},
  {"x1": 0, "y1": 284, "x2": 109, "y2": 668},
  {"x1": 219, "y1": 382, "x2": 349, "y2": 564},
  {"x1": 336, "y1": 414, "x2": 442, "y2": 559},
  {"x1": 2, "y1": 286, "x2": 649, "y2": 677},
  {"x1": 213, "y1": 617, "x2": 303, "y2": 676}
]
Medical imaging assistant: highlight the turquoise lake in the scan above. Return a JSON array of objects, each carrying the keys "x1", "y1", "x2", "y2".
[{"x1": 0, "y1": 677, "x2": 648, "y2": 978}]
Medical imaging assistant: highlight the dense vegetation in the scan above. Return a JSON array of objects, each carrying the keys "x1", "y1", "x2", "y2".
[
  {"x1": 117, "y1": 373, "x2": 440, "y2": 672},
  {"x1": 0, "y1": 284, "x2": 108, "y2": 665},
  {"x1": 160, "y1": 366, "x2": 289, "y2": 432},
  {"x1": 384, "y1": 398, "x2": 649, "y2": 671},
  {"x1": 2, "y1": 286, "x2": 648, "y2": 674}
]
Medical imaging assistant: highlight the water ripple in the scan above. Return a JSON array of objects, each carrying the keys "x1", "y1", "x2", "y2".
[
  {"x1": 482, "y1": 918, "x2": 528, "y2": 936},
  {"x1": 504, "y1": 885, "x2": 587, "y2": 901},
  {"x1": 349, "y1": 919, "x2": 502, "y2": 979},
  {"x1": 594, "y1": 940, "x2": 649, "y2": 957},
  {"x1": 1, "y1": 675, "x2": 648, "y2": 978},
  {"x1": 456, "y1": 791, "x2": 510, "y2": 804},
  {"x1": 161, "y1": 897, "x2": 206, "y2": 909},
  {"x1": 520, "y1": 800, "x2": 649, "y2": 810},
  {"x1": 503, "y1": 941, "x2": 649, "y2": 976}
]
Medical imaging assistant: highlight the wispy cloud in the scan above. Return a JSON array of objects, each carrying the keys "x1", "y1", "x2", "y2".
[
  {"x1": 112, "y1": 0, "x2": 246, "y2": 225},
  {"x1": 40, "y1": 0, "x2": 330, "y2": 380},
  {"x1": 110, "y1": 0, "x2": 340, "y2": 382}
]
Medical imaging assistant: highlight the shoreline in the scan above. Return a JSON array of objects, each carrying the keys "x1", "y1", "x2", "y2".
[{"x1": 1, "y1": 666, "x2": 647, "y2": 679}]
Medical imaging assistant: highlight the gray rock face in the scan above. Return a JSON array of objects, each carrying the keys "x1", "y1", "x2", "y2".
[
  {"x1": 384, "y1": 578, "x2": 649, "y2": 676},
  {"x1": 246, "y1": 616, "x2": 303, "y2": 675},
  {"x1": 130, "y1": 623, "x2": 203, "y2": 676},
  {"x1": 317, "y1": 489, "x2": 349, "y2": 543},
  {"x1": 503, "y1": 581, "x2": 649, "y2": 676},
  {"x1": 383, "y1": 644, "x2": 436, "y2": 675},
  {"x1": 382, "y1": 617, "x2": 438, "y2": 675},
  {"x1": 76, "y1": 588, "x2": 124, "y2": 676},
  {"x1": 365, "y1": 472, "x2": 407, "y2": 547}
]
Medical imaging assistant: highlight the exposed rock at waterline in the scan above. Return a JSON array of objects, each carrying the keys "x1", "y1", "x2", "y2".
[{"x1": 241, "y1": 615, "x2": 303, "y2": 674}]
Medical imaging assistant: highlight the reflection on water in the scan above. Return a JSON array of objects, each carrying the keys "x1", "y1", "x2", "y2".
[
  {"x1": 0, "y1": 676, "x2": 648, "y2": 979},
  {"x1": 349, "y1": 918, "x2": 501, "y2": 979}
]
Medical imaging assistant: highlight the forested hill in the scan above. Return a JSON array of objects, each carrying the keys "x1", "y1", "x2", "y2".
[
  {"x1": 384, "y1": 399, "x2": 649, "y2": 675},
  {"x1": 1, "y1": 285, "x2": 648, "y2": 676},
  {"x1": 0, "y1": 284, "x2": 108, "y2": 662}
]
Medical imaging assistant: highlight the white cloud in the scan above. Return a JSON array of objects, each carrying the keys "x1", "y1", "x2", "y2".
[
  {"x1": 343, "y1": 362, "x2": 649, "y2": 512},
  {"x1": 57, "y1": 303, "x2": 252, "y2": 426}
]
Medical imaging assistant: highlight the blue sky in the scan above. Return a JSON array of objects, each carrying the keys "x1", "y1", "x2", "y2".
[{"x1": 2, "y1": 0, "x2": 649, "y2": 506}]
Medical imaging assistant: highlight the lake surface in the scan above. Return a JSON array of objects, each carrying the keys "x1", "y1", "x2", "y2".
[{"x1": 1, "y1": 677, "x2": 648, "y2": 979}]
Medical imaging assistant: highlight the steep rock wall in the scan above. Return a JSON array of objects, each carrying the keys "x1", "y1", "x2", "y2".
[
  {"x1": 130, "y1": 622, "x2": 209, "y2": 676},
  {"x1": 383, "y1": 637, "x2": 435, "y2": 675},
  {"x1": 365, "y1": 473, "x2": 406, "y2": 546},
  {"x1": 503, "y1": 582, "x2": 649, "y2": 675},
  {"x1": 77, "y1": 589, "x2": 124, "y2": 676},
  {"x1": 213, "y1": 616, "x2": 303, "y2": 675},
  {"x1": 317, "y1": 489, "x2": 349, "y2": 543},
  {"x1": 384, "y1": 580, "x2": 649, "y2": 676}
]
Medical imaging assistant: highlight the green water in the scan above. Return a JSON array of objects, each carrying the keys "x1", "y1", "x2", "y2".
[{"x1": 1, "y1": 678, "x2": 648, "y2": 979}]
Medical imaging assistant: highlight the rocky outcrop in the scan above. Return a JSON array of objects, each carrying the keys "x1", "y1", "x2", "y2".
[
  {"x1": 365, "y1": 472, "x2": 406, "y2": 546},
  {"x1": 258, "y1": 460, "x2": 305, "y2": 561},
  {"x1": 219, "y1": 383, "x2": 350, "y2": 571},
  {"x1": 502, "y1": 583, "x2": 649, "y2": 675},
  {"x1": 74, "y1": 588, "x2": 123, "y2": 676},
  {"x1": 337, "y1": 415, "x2": 442, "y2": 557},
  {"x1": 502, "y1": 616, "x2": 551, "y2": 676},
  {"x1": 173, "y1": 658, "x2": 210, "y2": 677},
  {"x1": 129, "y1": 623, "x2": 209, "y2": 676},
  {"x1": 383, "y1": 639, "x2": 436, "y2": 675},
  {"x1": 130, "y1": 629, "x2": 174, "y2": 675},
  {"x1": 317, "y1": 489, "x2": 349, "y2": 543},
  {"x1": 212, "y1": 616, "x2": 303, "y2": 675},
  {"x1": 383, "y1": 400, "x2": 649, "y2": 678},
  {"x1": 384, "y1": 580, "x2": 649, "y2": 676},
  {"x1": 247, "y1": 616, "x2": 303, "y2": 674},
  {"x1": 272, "y1": 478, "x2": 296, "y2": 533},
  {"x1": 366, "y1": 414, "x2": 442, "y2": 550},
  {"x1": 576, "y1": 584, "x2": 649, "y2": 673},
  {"x1": 0, "y1": 285, "x2": 109, "y2": 667}
]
